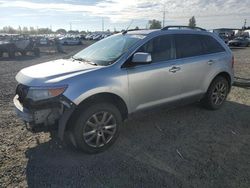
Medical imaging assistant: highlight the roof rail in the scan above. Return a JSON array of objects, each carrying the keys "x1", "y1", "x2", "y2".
[{"x1": 161, "y1": 25, "x2": 206, "y2": 31}]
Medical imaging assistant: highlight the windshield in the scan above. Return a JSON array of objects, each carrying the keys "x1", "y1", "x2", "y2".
[{"x1": 73, "y1": 34, "x2": 145, "y2": 66}]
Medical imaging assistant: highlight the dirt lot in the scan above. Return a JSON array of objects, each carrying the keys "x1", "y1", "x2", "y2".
[{"x1": 0, "y1": 44, "x2": 249, "y2": 188}]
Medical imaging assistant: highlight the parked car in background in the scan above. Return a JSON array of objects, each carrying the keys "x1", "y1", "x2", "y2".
[
  {"x1": 0, "y1": 40, "x2": 15, "y2": 57},
  {"x1": 246, "y1": 37, "x2": 250, "y2": 43},
  {"x1": 85, "y1": 34, "x2": 94, "y2": 40},
  {"x1": 14, "y1": 26, "x2": 234, "y2": 153},
  {"x1": 40, "y1": 38, "x2": 48, "y2": 45},
  {"x1": 0, "y1": 36, "x2": 40, "y2": 58},
  {"x1": 80, "y1": 35, "x2": 85, "y2": 40},
  {"x1": 228, "y1": 37, "x2": 249, "y2": 47},
  {"x1": 218, "y1": 33, "x2": 229, "y2": 44},
  {"x1": 92, "y1": 34, "x2": 102, "y2": 40},
  {"x1": 59, "y1": 37, "x2": 82, "y2": 45}
]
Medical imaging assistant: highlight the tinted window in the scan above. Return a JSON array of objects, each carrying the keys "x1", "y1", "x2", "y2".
[
  {"x1": 175, "y1": 34, "x2": 204, "y2": 59},
  {"x1": 138, "y1": 35, "x2": 173, "y2": 63},
  {"x1": 175, "y1": 34, "x2": 225, "y2": 59},
  {"x1": 201, "y1": 35, "x2": 225, "y2": 54}
]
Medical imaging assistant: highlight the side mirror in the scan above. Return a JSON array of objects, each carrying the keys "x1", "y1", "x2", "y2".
[{"x1": 132, "y1": 52, "x2": 152, "y2": 64}]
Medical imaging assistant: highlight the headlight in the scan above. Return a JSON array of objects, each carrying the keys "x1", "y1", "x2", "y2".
[{"x1": 26, "y1": 85, "x2": 67, "y2": 101}]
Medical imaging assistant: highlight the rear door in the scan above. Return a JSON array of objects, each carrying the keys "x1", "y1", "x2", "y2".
[{"x1": 172, "y1": 34, "x2": 225, "y2": 97}]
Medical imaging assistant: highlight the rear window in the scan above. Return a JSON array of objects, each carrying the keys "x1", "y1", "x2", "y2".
[{"x1": 175, "y1": 34, "x2": 225, "y2": 59}]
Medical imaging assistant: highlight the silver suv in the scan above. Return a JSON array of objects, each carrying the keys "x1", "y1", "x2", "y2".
[{"x1": 14, "y1": 26, "x2": 234, "y2": 153}]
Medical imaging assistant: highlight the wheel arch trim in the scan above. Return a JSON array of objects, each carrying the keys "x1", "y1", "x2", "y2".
[{"x1": 58, "y1": 92, "x2": 129, "y2": 140}]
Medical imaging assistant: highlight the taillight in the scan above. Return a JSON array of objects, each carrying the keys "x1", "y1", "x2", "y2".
[{"x1": 232, "y1": 56, "x2": 234, "y2": 68}]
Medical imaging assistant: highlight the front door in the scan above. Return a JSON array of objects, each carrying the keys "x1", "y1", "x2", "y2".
[{"x1": 126, "y1": 35, "x2": 183, "y2": 111}]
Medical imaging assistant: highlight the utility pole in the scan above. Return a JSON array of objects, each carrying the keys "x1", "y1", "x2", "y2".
[
  {"x1": 102, "y1": 17, "x2": 104, "y2": 32},
  {"x1": 243, "y1": 19, "x2": 247, "y2": 29},
  {"x1": 162, "y1": 4, "x2": 166, "y2": 28},
  {"x1": 69, "y1": 22, "x2": 72, "y2": 31}
]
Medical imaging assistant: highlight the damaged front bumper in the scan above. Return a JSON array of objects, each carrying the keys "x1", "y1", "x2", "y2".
[
  {"x1": 13, "y1": 94, "x2": 76, "y2": 139},
  {"x1": 14, "y1": 95, "x2": 33, "y2": 123}
]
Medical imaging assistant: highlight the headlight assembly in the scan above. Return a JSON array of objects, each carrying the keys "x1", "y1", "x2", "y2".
[{"x1": 26, "y1": 85, "x2": 67, "y2": 101}]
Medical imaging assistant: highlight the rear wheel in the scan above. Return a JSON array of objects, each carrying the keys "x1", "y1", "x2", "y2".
[
  {"x1": 72, "y1": 103, "x2": 122, "y2": 153},
  {"x1": 201, "y1": 76, "x2": 229, "y2": 110}
]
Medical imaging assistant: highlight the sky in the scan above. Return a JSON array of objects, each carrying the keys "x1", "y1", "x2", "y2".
[{"x1": 0, "y1": 0, "x2": 249, "y2": 32}]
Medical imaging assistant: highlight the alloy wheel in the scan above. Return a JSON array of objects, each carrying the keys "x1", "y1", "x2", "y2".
[
  {"x1": 211, "y1": 81, "x2": 227, "y2": 105},
  {"x1": 83, "y1": 111, "x2": 117, "y2": 148}
]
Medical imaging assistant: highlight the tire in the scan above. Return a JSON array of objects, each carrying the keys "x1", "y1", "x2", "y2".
[
  {"x1": 33, "y1": 48, "x2": 40, "y2": 57},
  {"x1": 201, "y1": 76, "x2": 229, "y2": 110},
  {"x1": 21, "y1": 51, "x2": 26, "y2": 56},
  {"x1": 72, "y1": 103, "x2": 122, "y2": 153},
  {"x1": 8, "y1": 50, "x2": 15, "y2": 58}
]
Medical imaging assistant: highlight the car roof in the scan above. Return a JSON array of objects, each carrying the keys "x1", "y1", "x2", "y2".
[
  {"x1": 127, "y1": 29, "x2": 159, "y2": 35},
  {"x1": 126, "y1": 28, "x2": 210, "y2": 36}
]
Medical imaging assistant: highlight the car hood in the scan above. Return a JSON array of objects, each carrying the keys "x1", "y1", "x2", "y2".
[{"x1": 16, "y1": 58, "x2": 101, "y2": 86}]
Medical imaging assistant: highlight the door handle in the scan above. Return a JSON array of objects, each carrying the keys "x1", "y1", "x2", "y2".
[
  {"x1": 207, "y1": 60, "x2": 215, "y2": 65},
  {"x1": 169, "y1": 66, "x2": 181, "y2": 73}
]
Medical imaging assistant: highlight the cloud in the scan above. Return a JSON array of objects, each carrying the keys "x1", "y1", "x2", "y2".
[{"x1": 0, "y1": 0, "x2": 249, "y2": 24}]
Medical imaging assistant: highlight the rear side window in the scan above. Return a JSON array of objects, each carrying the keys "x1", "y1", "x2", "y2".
[
  {"x1": 137, "y1": 35, "x2": 173, "y2": 63},
  {"x1": 175, "y1": 34, "x2": 225, "y2": 59},
  {"x1": 175, "y1": 34, "x2": 204, "y2": 59},
  {"x1": 201, "y1": 35, "x2": 225, "y2": 54}
]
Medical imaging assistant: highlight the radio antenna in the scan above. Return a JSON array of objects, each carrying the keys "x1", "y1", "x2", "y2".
[{"x1": 122, "y1": 20, "x2": 134, "y2": 35}]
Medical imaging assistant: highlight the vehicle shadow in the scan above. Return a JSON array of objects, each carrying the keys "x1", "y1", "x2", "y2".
[{"x1": 25, "y1": 101, "x2": 250, "y2": 188}]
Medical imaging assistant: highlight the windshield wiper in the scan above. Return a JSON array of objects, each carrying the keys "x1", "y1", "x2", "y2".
[
  {"x1": 72, "y1": 56, "x2": 98, "y2": 66},
  {"x1": 72, "y1": 56, "x2": 88, "y2": 62}
]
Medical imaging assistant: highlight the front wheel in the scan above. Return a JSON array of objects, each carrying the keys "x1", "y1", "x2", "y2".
[
  {"x1": 201, "y1": 76, "x2": 229, "y2": 110},
  {"x1": 72, "y1": 103, "x2": 122, "y2": 153}
]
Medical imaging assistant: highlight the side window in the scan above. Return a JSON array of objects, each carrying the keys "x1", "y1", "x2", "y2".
[
  {"x1": 201, "y1": 35, "x2": 225, "y2": 54},
  {"x1": 137, "y1": 35, "x2": 173, "y2": 63},
  {"x1": 175, "y1": 34, "x2": 204, "y2": 59}
]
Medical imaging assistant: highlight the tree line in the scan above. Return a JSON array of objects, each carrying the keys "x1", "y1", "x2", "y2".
[
  {"x1": 0, "y1": 17, "x2": 196, "y2": 34},
  {"x1": 0, "y1": 26, "x2": 87, "y2": 35},
  {"x1": 2, "y1": 17, "x2": 248, "y2": 34}
]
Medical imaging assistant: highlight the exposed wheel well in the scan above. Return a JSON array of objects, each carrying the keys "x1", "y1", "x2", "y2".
[{"x1": 65, "y1": 93, "x2": 128, "y2": 131}]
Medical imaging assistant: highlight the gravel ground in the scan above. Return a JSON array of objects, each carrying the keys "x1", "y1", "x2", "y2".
[{"x1": 0, "y1": 45, "x2": 249, "y2": 188}]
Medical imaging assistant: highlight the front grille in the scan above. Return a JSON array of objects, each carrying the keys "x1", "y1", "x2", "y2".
[{"x1": 16, "y1": 84, "x2": 29, "y2": 104}]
